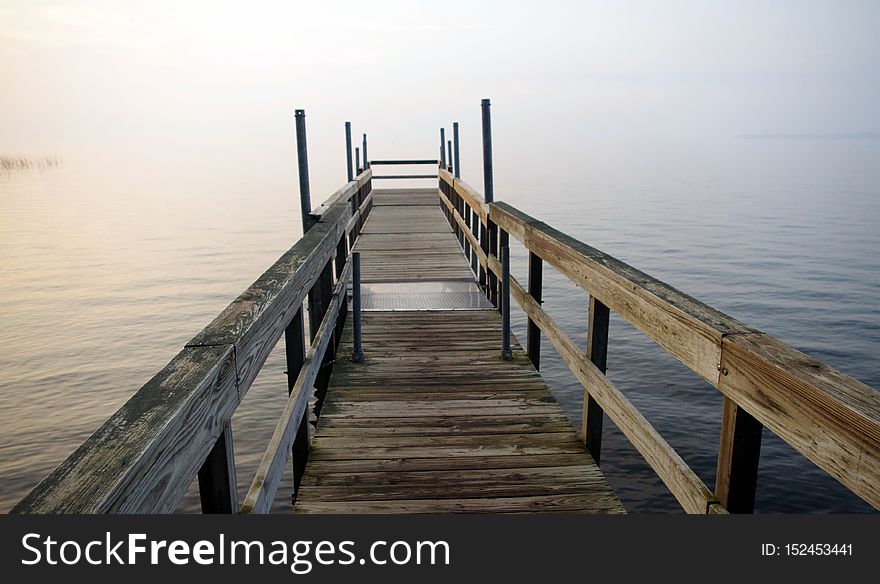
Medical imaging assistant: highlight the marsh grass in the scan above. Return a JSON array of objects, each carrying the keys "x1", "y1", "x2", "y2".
[{"x1": 0, "y1": 155, "x2": 61, "y2": 174}]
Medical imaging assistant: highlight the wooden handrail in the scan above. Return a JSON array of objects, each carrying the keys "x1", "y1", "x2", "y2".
[
  {"x1": 369, "y1": 159, "x2": 439, "y2": 165},
  {"x1": 241, "y1": 259, "x2": 353, "y2": 513},
  {"x1": 486, "y1": 199, "x2": 880, "y2": 511},
  {"x1": 12, "y1": 176, "x2": 371, "y2": 514},
  {"x1": 437, "y1": 171, "x2": 879, "y2": 511}
]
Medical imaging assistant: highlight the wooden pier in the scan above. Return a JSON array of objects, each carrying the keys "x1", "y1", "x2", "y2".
[
  {"x1": 12, "y1": 105, "x2": 880, "y2": 515},
  {"x1": 294, "y1": 187, "x2": 623, "y2": 513}
]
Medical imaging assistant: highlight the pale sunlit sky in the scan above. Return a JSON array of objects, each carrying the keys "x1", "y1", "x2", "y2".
[{"x1": 2, "y1": 0, "x2": 879, "y2": 198}]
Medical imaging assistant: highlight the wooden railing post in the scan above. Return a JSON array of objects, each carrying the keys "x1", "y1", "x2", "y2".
[
  {"x1": 487, "y1": 219, "x2": 499, "y2": 306},
  {"x1": 527, "y1": 252, "x2": 543, "y2": 370},
  {"x1": 334, "y1": 232, "x2": 349, "y2": 343},
  {"x1": 197, "y1": 422, "x2": 237, "y2": 513},
  {"x1": 352, "y1": 251, "x2": 365, "y2": 363},
  {"x1": 715, "y1": 397, "x2": 763, "y2": 513},
  {"x1": 285, "y1": 308, "x2": 308, "y2": 496},
  {"x1": 310, "y1": 260, "x2": 335, "y2": 405},
  {"x1": 582, "y1": 296, "x2": 610, "y2": 464},
  {"x1": 501, "y1": 242, "x2": 513, "y2": 361}
]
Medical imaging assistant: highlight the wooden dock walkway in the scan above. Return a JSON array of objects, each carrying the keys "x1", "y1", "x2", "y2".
[
  {"x1": 13, "y1": 107, "x2": 879, "y2": 515},
  {"x1": 294, "y1": 189, "x2": 624, "y2": 513}
]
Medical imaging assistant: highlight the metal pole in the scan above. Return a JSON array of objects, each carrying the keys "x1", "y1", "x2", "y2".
[
  {"x1": 355, "y1": 147, "x2": 360, "y2": 175},
  {"x1": 447, "y1": 140, "x2": 453, "y2": 175},
  {"x1": 362, "y1": 133, "x2": 368, "y2": 169},
  {"x1": 345, "y1": 121, "x2": 353, "y2": 182},
  {"x1": 481, "y1": 98, "x2": 494, "y2": 203},
  {"x1": 501, "y1": 245, "x2": 512, "y2": 361},
  {"x1": 453, "y1": 122, "x2": 460, "y2": 179},
  {"x1": 352, "y1": 252, "x2": 364, "y2": 363},
  {"x1": 440, "y1": 128, "x2": 446, "y2": 168},
  {"x1": 295, "y1": 109, "x2": 314, "y2": 232}
]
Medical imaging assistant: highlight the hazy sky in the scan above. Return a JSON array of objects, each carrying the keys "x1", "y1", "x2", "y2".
[{"x1": 2, "y1": 0, "x2": 879, "y2": 196}]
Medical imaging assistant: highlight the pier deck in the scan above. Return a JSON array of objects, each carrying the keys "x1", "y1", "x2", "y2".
[{"x1": 294, "y1": 188, "x2": 624, "y2": 513}]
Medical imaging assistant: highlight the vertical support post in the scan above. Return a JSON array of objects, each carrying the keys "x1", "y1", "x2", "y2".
[
  {"x1": 345, "y1": 121, "x2": 353, "y2": 182},
  {"x1": 311, "y1": 261, "x2": 335, "y2": 402},
  {"x1": 352, "y1": 252, "x2": 365, "y2": 363},
  {"x1": 500, "y1": 244, "x2": 512, "y2": 361},
  {"x1": 362, "y1": 133, "x2": 369, "y2": 169},
  {"x1": 295, "y1": 109, "x2": 314, "y2": 233},
  {"x1": 284, "y1": 308, "x2": 308, "y2": 496},
  {"x1": 447, "y1": 140, "x2": 453, "y2": 174},
  {"x1": 527, "y1": 252, "x2": 543, "y2": 370},
  {"x1": 355, "y1": 147, "x2": 361, "y2": 175},
  {"x1": 453, "y1": 122, "x2": 461, "y2": 179},
  {"x1": 715, "y1": 397, "x2": 763, "y2": 513},
  {"x1": 197, "y1": 422, "x2": 237, "y2": 513},
  {"x1": 488, "y1": 219, "x2": 498, "y2": 306},
  {"x1": 582, "y1": 296, "x2": 610, "y2": 464},
  {"x1": 335, "y1": 233, "x2": 349, "y2": 342},
  {"x1": 481, "y1": 98, "x2": 494, "y2": 203},
  {"x1": 440, "y1": 128, "x2": 446, "y2": 169}
]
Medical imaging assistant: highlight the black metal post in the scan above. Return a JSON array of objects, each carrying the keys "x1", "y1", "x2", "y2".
[
  {"x1": 345, "y1": 121, "x2": 353, "y2": 182},
  {"x1": 440, "y1": 128, "x2": 446, "y2": 169},
  {"x1": 501, "y1": 244, "x2": 512, "y2": 361},
  {"x1": 481, "y1": 98, "x2": 494, "y2": 203},
  {"x1": 453, "y1": 122, "x2": 461, "y2": 179},
  {"x1": 447, "y1": 140, "x2": 453, "y2": 174},
  {"x1": 295, "y1": 109, "x2": 315, "y2": 232},
  {"x1": 355, "y1": 147, "x2": 361, "y2": 175},
  {"x1": 362, "y1": 133, "x2": 368, "y2": 169},
  {"x1": 352, "y1": 252, "x2": 364, "y2": 363}
]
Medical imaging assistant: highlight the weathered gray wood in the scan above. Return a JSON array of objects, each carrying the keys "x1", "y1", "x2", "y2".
[
  {"x1": 13, "y1": 175, "x2": 365, "y2": 514},
  {"x1": 187, "y1": 201, "x2": 352, "y2": 399},
  {"x1": 197, "y1": 422, "x2": 238, "y2": 513},
  {"x1": 241, "y1": 261, "x2": 352, "y2": 514},
  {"x1": 294, "y1": 310, "x2": 623, "y2": 514},
  {"x1": 13, "y1": 345, "x2": 238, "y2": 513},
  {"x1": 490, "y1": 201, "x2": 757, "y2": 384},
  {"x1": 715, "y1": 397, "x2": 762, "y2": 513},
  {"x1": 506, "y1": 271, "x2": 719, "y2": 513}
]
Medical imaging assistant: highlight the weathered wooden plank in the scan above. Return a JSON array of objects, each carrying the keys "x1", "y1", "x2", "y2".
[
  {"x1": 13, "y1": 345, "x2": 238, "y2": 513},
  {"x1": 507, "y1": 271, "x2": 718, "y2": 514},
  {"x1": 719, "y1": 332, "x2": 880, "y2": 510},
  {"x1": 187, "y1": 202, "x2": 352, "y2": 398},
  {"x1": 240, "y1": 261, "x2": 352, "y2": 513},
  {"x1": 296, "y1": 493, "x2": 624, "y2": 514},
  {"x1": 490, "y1": 201, "x2": 757, "y2": 384}
]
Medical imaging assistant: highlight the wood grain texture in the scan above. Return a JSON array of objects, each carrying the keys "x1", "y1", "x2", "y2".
[
  {"x1": 240, "y1": 261, "x2": 352, "y2": 513},
  {"x1": 294, "y1": 311, "x2": 624, "y2": 514},
  {"x1": 490, "y1": 201, "x2": 757, "y2": 384},
  {"x1": 719, "y1": 332, "x2": 880, "y2": 509},
  {"x1": 13, "y1": 345, "x2": 238, "y2": 513},
  {"x1": 14, "y1": 176, "x2": 370, "y2": 514},
  {"x1": 507, "y1": 272, "x2": 719, "y2": 514}
]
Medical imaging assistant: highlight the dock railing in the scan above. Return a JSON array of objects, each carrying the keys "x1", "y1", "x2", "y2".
[
  {"x1": 437, "y1": 167, "x2": 880, "y2": 514},
  {"x1": 12, "y1": 169, "x2": 374, "y2": 514}
]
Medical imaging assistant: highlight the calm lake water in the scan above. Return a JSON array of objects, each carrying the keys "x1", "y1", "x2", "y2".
[{"x1": 1, "y1": 137, "x2": 878, "y2": 513}]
